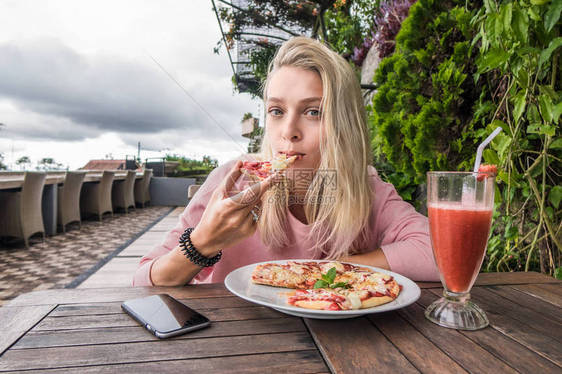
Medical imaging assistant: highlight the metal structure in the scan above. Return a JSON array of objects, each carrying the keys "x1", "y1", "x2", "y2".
[
  {"x1": 211, "y1": 0, "x2": 310, "y2": 94},
  {"x1": 211, "y1": 0, "x2": 377, "y2": 94}
]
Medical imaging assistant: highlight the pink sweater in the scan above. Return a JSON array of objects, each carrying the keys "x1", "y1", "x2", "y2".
[{"x1": 133, "y1": 161, "x2": 439, "y2": 286}]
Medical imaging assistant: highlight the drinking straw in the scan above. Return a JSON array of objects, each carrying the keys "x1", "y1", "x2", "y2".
[{"x1": 473, "y1": 127, "x2": 503, "y2": 173}]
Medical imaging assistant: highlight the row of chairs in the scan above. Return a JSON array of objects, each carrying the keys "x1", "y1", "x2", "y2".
[{"x1": 0, "y1": 169, "x2": 152, "y2": 248}]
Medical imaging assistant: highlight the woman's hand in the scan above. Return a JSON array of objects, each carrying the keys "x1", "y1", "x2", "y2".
[{"x1": 190, "y1": 160, "x2": 275, "y2": 256}]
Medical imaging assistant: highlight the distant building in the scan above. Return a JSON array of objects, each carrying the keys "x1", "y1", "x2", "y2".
[{"x1": 80, "y1": 159, "x2": 140, "y2": 171}]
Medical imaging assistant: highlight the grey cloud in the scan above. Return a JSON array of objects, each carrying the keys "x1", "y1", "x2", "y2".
[
  {"x1": 120, "y1": 128, "x2": 249, "y2": 156},
  {"x1": 0, "y1": 39, "x2": 247, "y2": 142}
]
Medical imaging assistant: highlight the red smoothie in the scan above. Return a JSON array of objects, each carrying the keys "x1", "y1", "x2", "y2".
[{"x1": 428, "y1": 203, "x2": 492, "y2": 293}]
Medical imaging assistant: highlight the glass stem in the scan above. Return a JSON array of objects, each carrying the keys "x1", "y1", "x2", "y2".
[{"x1": 443, "y1": 290, "x2": 470, "y2": 303}]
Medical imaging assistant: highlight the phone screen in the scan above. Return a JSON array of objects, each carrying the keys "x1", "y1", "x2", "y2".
[{"x1": 122, "y1": 294, "x2": 210, "y2": 337}]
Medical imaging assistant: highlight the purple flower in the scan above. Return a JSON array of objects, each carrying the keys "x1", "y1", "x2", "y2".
[
  {"x1": 373, "y1": 0, "x2": 416, "y2": 58},
  {"x1": 352, "y1": 0, "x2": 416, "y2": 66}
]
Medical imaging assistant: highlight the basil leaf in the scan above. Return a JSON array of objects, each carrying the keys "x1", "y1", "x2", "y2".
[
  {"x1": 330, "y1": 282, "x2": 349, "y2": 289},
  {"x1": 326, "y1": 267, "x2": 337, "y2": 283},
  {"x1": 314, "y1": 280, "x2": 329, "y2": 289}
]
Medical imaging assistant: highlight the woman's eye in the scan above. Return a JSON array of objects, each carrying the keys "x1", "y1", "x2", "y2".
[
  {"x1": 269, "y1": 108, "x2": 283, "y2": 116},
  {"x1": 306, "y1": 109, "x2": 320, "y2": 117}
]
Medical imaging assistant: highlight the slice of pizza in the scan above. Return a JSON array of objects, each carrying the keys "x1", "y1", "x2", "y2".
[
  {"x1": 287, "y1": 288, "x2": 351, "y2": 311},
  {"x1": 251, "y1": 261, "x2": 324, "y2": 289},
  {"x1": 336, "y1": 271, "x2": 401, "y2": 308},
  {"x1": 251, "y1": 261, "x2": 371, "y2": 289},
  {"x1": 287, "y1": 281, "x2": 399, "y2": 311},
  {"x1": 241, "y1": 154, "x2": 297, "y2": 181}
]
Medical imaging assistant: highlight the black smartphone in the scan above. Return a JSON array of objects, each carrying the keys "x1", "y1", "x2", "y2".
[{"x1": 121, "y1": 294, "x2": 210, "y2": 339}]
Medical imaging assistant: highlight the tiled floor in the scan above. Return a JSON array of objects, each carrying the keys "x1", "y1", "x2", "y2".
[
  {"x1": 78, "y1": 207, "x2": 183, "y2": 288},
  {"x1": 0, "y1": 206, "x2": 174, "y2": 305}
]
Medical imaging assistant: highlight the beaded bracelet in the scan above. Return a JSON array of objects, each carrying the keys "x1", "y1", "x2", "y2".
[{"x1": 178, "y1": 227, "x2": 222, "y2": 267}]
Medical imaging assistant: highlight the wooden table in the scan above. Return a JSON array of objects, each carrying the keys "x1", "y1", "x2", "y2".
[{"x1": 1, "y1": 272, "x2": 560, "y2": 373}]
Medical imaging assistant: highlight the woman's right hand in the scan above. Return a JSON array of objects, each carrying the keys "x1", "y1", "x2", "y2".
[{"x1": 190, "y1": 160, "x2": 275, "y2": 256}]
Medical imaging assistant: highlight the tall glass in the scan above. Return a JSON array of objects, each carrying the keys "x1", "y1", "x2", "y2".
[{"x1": 425, "y1": 171, "x2": 495, "y2": 330}]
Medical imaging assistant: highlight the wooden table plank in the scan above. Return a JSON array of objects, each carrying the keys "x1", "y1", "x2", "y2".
[
  {"x1": 0, "y1": 305, "x2": 56, "y2": 355},
  {"x1": 512, "y1": 284, "x2": 562, "y2": 308},
  {"x1": 49, "y1": 296, "x2": 255, "y2": 317},
  {"x1": 420, "y1": 287, "x2": 561, "y2": 373},
  {"x1": 0, "y1": 332, "x2": 317, "y2": 371},
  {"x1": 368, "y1": 312, "x2": 468, "y2": 374},
  {"x1": 472, "y1": 271, "x2": 560, "y2": 285},
  {"x1": 421, "y1": 289, "x2": 562, "y2": 367},
  {"x1": 8, "y1": 285, "x2": 232, "y2": 306},
  {"x1": 305, "y1": 317, "x2": 419, "y2": 374},
  {"x1": 540, "y1": 283, "x2": 562, "y2": 295},
  {"x1": 457, "y1": 323, "x2": 562, "y2": 374},
  {"x1": 13, "y1": 318, "x2": 305, "y2": 349},
  {"x1": 417, "y1": 272, "x2": 560, "y2": 289},
  {"x1": 485, "y1": 285, "x2": 562, "y2": 325},
  {"x1": 469, "y1": 287, "x2": 562, "y2": 342},
  {"x1": 400, "y1": 292, "x2": 519, "y2": 373},
  {"x1": 0, "y1": 351, "x2": 328, "y2": 373},
  {"x1": 33, "y1": 306, "x2": 287, "y2": 331}
]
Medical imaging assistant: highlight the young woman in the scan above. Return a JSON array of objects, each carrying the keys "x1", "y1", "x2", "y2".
[{"x1": 133, "y1": 37, "x2": 439, "y2": 287}]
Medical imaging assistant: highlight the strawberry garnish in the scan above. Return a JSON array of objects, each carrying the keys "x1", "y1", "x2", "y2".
[{"x1": 477, "y1": 164, "x2": 497, "y2": 181}]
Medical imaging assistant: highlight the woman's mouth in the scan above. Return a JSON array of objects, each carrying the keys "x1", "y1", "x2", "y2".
[{"x1": 279, "y1": 152, "x2": 305, "y2": 161}]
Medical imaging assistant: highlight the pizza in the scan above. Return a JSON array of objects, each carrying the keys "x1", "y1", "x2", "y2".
[
  {"x1": 240, "y1": 154, "x2": 297, "y2": 181},
  {"x1": 251, "y1": 261, "x2": 401, "y2": 311}
]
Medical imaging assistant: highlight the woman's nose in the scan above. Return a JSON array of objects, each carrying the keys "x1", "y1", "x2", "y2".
[{"x1": 281, "y1": 113, "x2": 301, "y2": 141}]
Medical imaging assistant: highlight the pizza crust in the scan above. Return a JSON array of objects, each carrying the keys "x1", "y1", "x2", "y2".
[
  {"x1": 293, "y1": 299, "x2": 334, "y2": 310},
  {"x1": 361, "y1": 295, "x2": 395, "y2": 308}
]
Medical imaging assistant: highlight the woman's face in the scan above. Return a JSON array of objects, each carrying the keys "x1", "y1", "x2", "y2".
[{"x1": 265, "y1": 66, "x2": 323, "y2": 172}]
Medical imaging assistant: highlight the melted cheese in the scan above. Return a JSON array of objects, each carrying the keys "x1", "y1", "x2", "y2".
[
  {"x1": 319, "y1": 261, "x2": 345, "y2": 274},
  {"x1": 271, "y1": 155, "x2": 297, "y2": 170}
]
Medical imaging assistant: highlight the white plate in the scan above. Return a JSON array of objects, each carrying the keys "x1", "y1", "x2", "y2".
[{"x1": 224, "y1": 259, "x2": 421, "y2": 319}]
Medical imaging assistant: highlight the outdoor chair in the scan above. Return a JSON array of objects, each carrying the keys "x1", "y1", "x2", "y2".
[
  {"x1": 112, "y1": 170, "x2": 136, "y2": 213},
  {"x1": 188, "y1": 184, "x2": 201, "y2": 200},
  {"x1": 0, "y1": 171, "x2": 47, "y2": 248},
  {"x1": 57, "y1": 171, "x2": 86, "y2": 233},
  {"x1": 134, "y1": 169, "x2": 152, "y2": 208},
  {"x1": 80, "y1": 171, "x2": 115, "y2": 221}
]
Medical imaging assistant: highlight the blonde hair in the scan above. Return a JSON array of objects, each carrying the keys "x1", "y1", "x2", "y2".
[{"x1": 257, "y1": 37, "x2": 373, "y2": 259}]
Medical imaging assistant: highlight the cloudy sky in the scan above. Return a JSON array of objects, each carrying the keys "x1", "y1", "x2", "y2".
[{"x1": 0, "y1": 0, "x2": 258, "y2": 169}]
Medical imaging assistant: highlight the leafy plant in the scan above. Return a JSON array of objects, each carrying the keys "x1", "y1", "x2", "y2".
[
  {"x1": 370, "y1": 0, "x2": 482, "y2": 184},
  {"x1": 313, "y1": 267, "x2": 350, "y2": 289},
  {"x1": 369, "y1": 0, "x2": 561, "y2": 276},
  {"x1": 324, "y1": 0, "x2": 380, "y2": 59},
  {"x1": 242, "y1": 41, "x2": 279, "y2": 97},
  {"x1": 165, "y1": 154, "x2": 218, "y2": 171},
  {"x1": 471, "y1": 0, "x2": 561, "y2": 275},
  {"x1": 247, "y1": 126, "x2": 264, "y2": 154}
]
